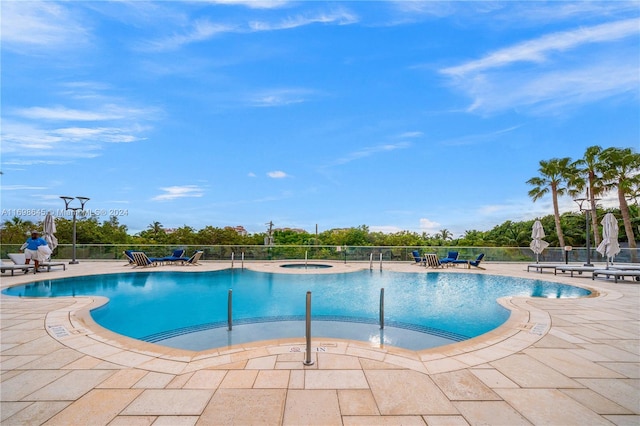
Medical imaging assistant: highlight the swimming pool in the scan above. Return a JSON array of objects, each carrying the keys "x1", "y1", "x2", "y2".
[{"x1": 2, "y1": 270, "x2": 590, "y2": 351}]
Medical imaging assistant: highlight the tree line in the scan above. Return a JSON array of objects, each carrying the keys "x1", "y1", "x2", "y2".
[
  {"x1": 2, "y1": 146, "x2": 638, "y2": 249},
  {"x1": 1, "y1": 208, "x2": 637, "y2": 249}
]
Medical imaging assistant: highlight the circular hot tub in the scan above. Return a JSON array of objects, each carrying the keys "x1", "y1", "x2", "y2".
[{"x1": 279, "y1": 263, "x2": 333, "y2": 269}]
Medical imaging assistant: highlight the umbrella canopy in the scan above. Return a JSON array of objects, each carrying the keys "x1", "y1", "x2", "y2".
[
  {"x1": 596, "y1": 213, "x2": 620, "y2": 268},
  {"x1": 43, "y1": 212, "x2": 58, "y2": 252},
  {"x1": 530, "y1": 220, "x2": 549, "y2": 263}
]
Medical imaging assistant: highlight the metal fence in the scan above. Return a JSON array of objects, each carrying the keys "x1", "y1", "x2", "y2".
[{"x1": 2, "y1": 244, "x2": 638, "y2": 264}]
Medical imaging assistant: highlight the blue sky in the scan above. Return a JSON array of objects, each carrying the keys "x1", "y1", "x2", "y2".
[{"x1": 2, "y1": 1, "x2": 639, "y2": 236}]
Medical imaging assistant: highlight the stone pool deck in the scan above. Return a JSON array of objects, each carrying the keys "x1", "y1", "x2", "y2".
[{"x1": 1, "y1": 260, "x2": 638, "y2": 425}]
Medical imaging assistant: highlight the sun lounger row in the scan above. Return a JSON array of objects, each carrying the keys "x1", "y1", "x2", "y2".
[
  {"x1": 411, "y1": 251, "x2": 485, "y2": 270},
  {"x1": 124, "y1": 250, "x2": 203, "y2": 268},
  {"x1": 528, "y1": 262, "x2": 640, "y2": 283}
]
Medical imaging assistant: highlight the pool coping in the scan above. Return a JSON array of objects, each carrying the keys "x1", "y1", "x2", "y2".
[{"x1": 5, "y1": 260, "x2": 611, "y2": 376}]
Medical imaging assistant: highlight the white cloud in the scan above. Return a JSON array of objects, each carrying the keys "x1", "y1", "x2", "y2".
[
  {"x1": 267, "y1": 171, "x2": 289, "y2": 178},
  {"x1": 248, "y1": 88, "x2": 315, "y2": 107},
  {"x1": 442, "y1": 18, "x2": 640, "y2": 77},
  {"x1": 1, "y1": 1, "x2": 90, "y2": 52},
  {"x1": 141, "y1": 20, "x2": 236, "y2": 51},
  {"x1": 440, "y1": 18, "x2": 640, "y2": 115},
  {"x1": 419, "y1": 218, "x2": 441, "y2": 233},
  {"x1": 1, "y1": 185, "x2": 49, "y2": 191},
  {"x1": 152, "y1": 185, "x2": 205, "y2": 201},
  {"x1": 206, "y1": 0, "x2": 289, "y2": 9},
  {"x1": 370, "y1": 225, "x2": 404, "y2": 233},
  {"x1": 330, "y1": 142, "x2": 411, "y2": 166},
  {"x1": 249, "y1": 8, "x2": 358, "y2": 31},
  {"x1": 248, "y1": 172, "x2": 257, "y2": 178}
]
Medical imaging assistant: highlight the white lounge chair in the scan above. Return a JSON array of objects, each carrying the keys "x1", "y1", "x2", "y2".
[{"x1": 7, "y1": 253, "x2": 66, "y2": 273}]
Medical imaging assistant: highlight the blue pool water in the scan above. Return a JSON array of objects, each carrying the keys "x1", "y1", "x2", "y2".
[{"x1": 3, "y1": 270, "x2": 590, "y2": 351}]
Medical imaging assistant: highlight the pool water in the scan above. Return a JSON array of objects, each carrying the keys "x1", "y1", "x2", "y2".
[{"x1": 3, "y1": 270, "x2": 590, "y2": 351}]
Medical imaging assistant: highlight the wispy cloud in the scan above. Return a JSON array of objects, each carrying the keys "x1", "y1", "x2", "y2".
[
  {"x1": 15, "y1": 106, "x2": 127, "y2": 122},
  {"x1": 248, "y1": 88, "x2": 316, "y2": 107},
  {"x1": 439, "y1": 125, "x2": 523, "y2": 147},
  {"x1": 442, "y1": 18, "x2": 640, "y2": 77},
  {"x1": 1, "y1": 185, "x2": 49, "y2": 191},
  {"x1": 206, "y1": 0, "x2": 290, "y2": 9},
  {"x1": 248, "y1": 8, "x2": 358, "y2": 31},
  {"x1": 267, "y1": 171, "x2": 289, "y2": 178},
  {"x1": 328, "y1": 142, "x2": 411, "y2": 167},
  {"x1": 1, "y1": 1, "x2": 90, "y2": 53},
  {"x1": 140, "y1": 20, "x2": 237, "y2": 51},
  {"x1": 152, "y1": 185, "x2": 205, "y2": 201},
  {"x1": 440, "y1": 18, "x2": 640, "y2": 115}
]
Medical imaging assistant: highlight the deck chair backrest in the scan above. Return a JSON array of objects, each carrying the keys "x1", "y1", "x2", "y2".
[
  {"x1": 187, "y1": 251, "x2": 203, "y2": 265},
  {"x1": 172, "y1": 249, "x2": 185, "y2": 258},
  {"x1": 123, "y1": 250, "x2": 135, "y2": 263},
  {"x1": 411, "y1": 250, "x2": 421, "y2": 262},
  {"x1": 424, "y1": 254, "x2": 441, "y2": 268},
  {"x1": 447, "y1": 251, "x2": 459, "y2": 260},
  {"x1": 132, "y1": 252, "x2": 153, "y2": 267}
]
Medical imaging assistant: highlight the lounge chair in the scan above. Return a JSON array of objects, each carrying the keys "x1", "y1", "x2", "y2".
[
  {"x1": 423, "y1": 253, "x2": 443, "y2": 269},
  {"x1": 592, "y1": 269, "x2": 640, "y2": 283},
  {"x1": 123, "y1": 250, "x2": 136, "y2": 265},
  {"x1": 410, "y1": 250, "x2": 423, "y2": 264},
  {"x1": 160, "y1": 249, "x2": 186, "y2": 264},
  {"x1": 7, "y1": 253, "x2": 66, "y2": 273},
  {"x1": 131, "y1": 252, "x2": 161, "y2": 268},
  {"x1": 528, "y1": 263, "x2": 563, "y2": 274},
  {"x1": 439, "y1": 251, "x2": 458, "y2": 265},
  {"x1": 452, "y1": 253, "x2": 485, "y2": 269},
  {"x1": 177, "y1": 250, "x2": 203, "y2": 265},
  {"x1": 1, "y1": 262, "x2": 35, "y2": 275},
  {"x1": 555, "y1": 265, "x2": 596, "y2": 277}
]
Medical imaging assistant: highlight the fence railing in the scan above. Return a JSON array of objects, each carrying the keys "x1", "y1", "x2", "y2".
[{"x1": 2, "y1": 244, "x2": 638, "y2": 264}]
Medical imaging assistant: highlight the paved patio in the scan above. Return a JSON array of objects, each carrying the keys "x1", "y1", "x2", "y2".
[{"x1": 1, "y1": 260, "x2": 638, "y2": 425}]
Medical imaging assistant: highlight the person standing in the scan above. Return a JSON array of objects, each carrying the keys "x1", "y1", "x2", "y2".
[{"x1": 22, "y1": 231, "x2": 48, "y2": 272}]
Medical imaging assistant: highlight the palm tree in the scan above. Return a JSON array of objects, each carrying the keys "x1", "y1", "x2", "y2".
[
  {"x1": 599, "y1": 147, "x2": 640, "y2": 250},
  {"x1": 526, "y1": 157, "x2": 575, "y2": 248},
  {"x1": 148, "y1": 221, "x2": 164, "y2": 238},
  {"x1": 439, "y1": 229, "x2": 452, "y2": 241},
  {"x1": 574, "y1": 145, "x2": 605, "y2": 246}
]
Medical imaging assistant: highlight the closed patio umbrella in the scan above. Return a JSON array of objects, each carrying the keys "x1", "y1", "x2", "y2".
[
  {"x1": 43, "y1": 212, "x2": 58, "y2": 252},
  {"x1": 530, "y1": 220, "x2": 549, "y2": 263},
  {"x1": 596, "y1": 213, "x2": 620, "y2": 269}
]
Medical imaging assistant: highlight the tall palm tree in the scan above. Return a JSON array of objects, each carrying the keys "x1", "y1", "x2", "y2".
[
  {"x1": 574, "y1": 145, "x2": 605, "y2": 246},
  {"x1": 527, "y1": 157, "x2": 575, "y2": 248},
  {"x1": 599, "y1": 147, "x2": 640, "y2": 249},
  {"x1": 439, "y1": 229, "x2": 452, "y2": 241}
]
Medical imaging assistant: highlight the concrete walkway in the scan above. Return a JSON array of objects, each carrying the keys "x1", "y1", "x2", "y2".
[{"x1": 1, "y1": 261, "x2": 638, "y2": 425}]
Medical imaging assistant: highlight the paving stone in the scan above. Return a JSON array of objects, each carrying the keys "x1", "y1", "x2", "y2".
[
  {"x1": 365, "y1": 370, "x2": 457, "y2": 415},
  {"x1": 123, "y1": 389, "x2": 213, "y2": 416},
  {"x1": 496, "y1": 388, "x2": 613, "y2": 425},
  {"x1": 199, "y1": 388, "x2": 286, "y2": 425},
  {"x1": 44, "y1": 389, "x2": 141, "y2": 425},
  {"x1": 283, "y1": 389, "x2": 340, "y2": 425}
]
